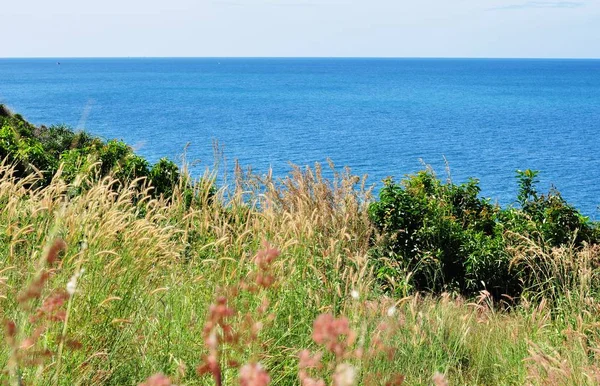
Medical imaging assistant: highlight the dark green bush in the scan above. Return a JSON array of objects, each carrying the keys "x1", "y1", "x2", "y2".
[
  {"x1": 119, "y1": 154, "x2": 151, "y2": 181},
  {"x1": 368, "y1": 169, "x2": 599, "y2": 299},
  {"x1": 0, "y1": 110, "x2": 213, "y2": 204},
  {"x1": 0, "y1": 104, "x2": 13, "y2": 118},
  {"x1": 150, "y1": 157, "x2": 180, "y2": 197},
  {"x1": 59, "y1": 148, "x2": 89, "y2": 183},
  {"x1": 511, "y1": 169, "x2": 598, "y2": 246},
  {"x1": 0, "y1": 122, "x2": 55, "y2": 183},
  {"x1": 368, "y1": 172, "x2": 515, "y2": 297},
  {"x1": 96, "y1": 139, "x2": 131, "y2": 176}
]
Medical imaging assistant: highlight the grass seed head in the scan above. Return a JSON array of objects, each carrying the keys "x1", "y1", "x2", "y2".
[{"x1": 239, "y1": 363, "x2": 270, "y2": 386}]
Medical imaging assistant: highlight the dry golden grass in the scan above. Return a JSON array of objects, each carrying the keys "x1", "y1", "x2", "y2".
[{"x1": 1, "y1": 160, "x2": 600, "y2": 385}]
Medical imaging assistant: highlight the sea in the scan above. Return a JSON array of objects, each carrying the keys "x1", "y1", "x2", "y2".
[{"x1": 0, "y1": 58, "x2": 599, "y2": 217}]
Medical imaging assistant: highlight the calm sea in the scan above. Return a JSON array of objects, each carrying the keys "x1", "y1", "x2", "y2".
[{"x1": 0, "y1": 58, "x2": 599, "y2": 217}]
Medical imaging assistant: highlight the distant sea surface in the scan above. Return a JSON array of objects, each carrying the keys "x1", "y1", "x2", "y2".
[{"x1": 1, "y1": 58, "x2": 599, "y2": 216}]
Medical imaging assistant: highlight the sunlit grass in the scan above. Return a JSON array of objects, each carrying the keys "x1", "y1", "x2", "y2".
[{"x1": 1, "y1": 160, "x2": 600, "y2": 385}]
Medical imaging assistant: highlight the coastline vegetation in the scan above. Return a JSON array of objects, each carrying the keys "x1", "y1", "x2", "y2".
[{"x1": 1, "y1": 105, "x2": 600, "y2": 385}]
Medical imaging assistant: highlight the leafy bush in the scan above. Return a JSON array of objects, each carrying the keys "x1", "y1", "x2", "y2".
[
  {"x1": 0, "y1": 122, "x2": 55, "y2": 183},
  {"x1": 368, "y1": 169, "x2": 599, "y2": 299},
  {"x1": 0, "y1": 110, "x2": 212, "y2": 203},
  {"x1": 0, "y1": 103, "x2": 12, "y2": 117},
  {"x1": 150, "y1": 157, "x2": 180, "y2": 197},
  {"x1": 510, "y1": 169, "x2": 598, "y2": 246},
  {"x1": 368, "y1": 172, "x2": 515, "y2": 297},
  {"x1": 33, "y1": 125, "x2": 96, "y2": 157}
]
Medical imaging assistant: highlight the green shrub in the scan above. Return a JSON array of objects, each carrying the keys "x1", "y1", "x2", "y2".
[
  {"x1": 33, "y1": 125, "x2": 96, "y2": 158},
  {"x1": 0, "y1": 111, "x2": 208, "y2": 202},
  {"x1": 511, "y1": 169, "x2": 598, "y2": 246},
  {"x1": 368, "y1": 169, "x2": 599, "y2": 299},
  {"x1": 0, "y1": 122, "x2": 55, "y2": 183},
  {"x1": 150, "y1": 157, "x2": 180, "y2": 198},
  {"x1": 0, "y1": 123, "x2": 18, "y2": 159},
  {"x1": 59, "y1": 148, "x2": 90, "y2": 183},
  {"x1": 368, "y1": 172, "x2": 514, "y2": 297},
  {"x1": 0, "y1": 104, "x2": 12, "y2": 117},
  {"x1": 96, "y1": 139, "x2": 131, "y2": 176},
  {"x1": 119, "y1": 154, "x2": 151, "y2": 180}
]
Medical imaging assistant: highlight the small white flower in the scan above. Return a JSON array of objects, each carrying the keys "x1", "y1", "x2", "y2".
[
  {"x1": 66, "y1": 278, "x2": 77, "y2": 296},
  {"x1": 207, "y1": 330, "x2": 218, "y2": 348},
  {"x1": 387, "y1": 306, "x2": 396, "y2": 317},
  {"x1": 66, "y1": 268, "x2": 84, "y2": 296},
  {"x1": 333, "y1": 363, "x2": 356, "y2": 386},
  {"x1": 350, "y1": 290, "x2": 359, "y2": 300}
]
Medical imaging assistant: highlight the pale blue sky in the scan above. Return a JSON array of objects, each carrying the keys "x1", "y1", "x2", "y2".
[{"x1": 1, "y1": 0, "x2": 599, "y2": 58}]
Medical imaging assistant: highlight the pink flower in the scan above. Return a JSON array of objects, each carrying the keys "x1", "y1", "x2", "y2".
[
  {"x1": 254, "y1": 242, "x2": 280, "y2": 268},
  {"x1": 239, "y1": 363, "x2": 270, "y2": 386},
  {"x1": 312, "y1": 313, "x2": 355, "y2": 357},
  {"x1": 138, "y1": 373, "x2": 171, "y2": 386},
  {"x1": 300, "y1": 377, "x2": 326, "y2": 386},
  {"x1": 253, "y1": 242, "x2": 280, "y2": 288},
  {"x1": 298, "y1": 350, "x2": 323, "y2": 370},
  {"x1": 432, "y1": 372, "x2": 449, "y2": 386}
]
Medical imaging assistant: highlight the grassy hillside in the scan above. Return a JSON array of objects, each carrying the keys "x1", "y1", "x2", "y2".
[{"x1": 1, "y1": 106, "x2": 600, "y2": 385}]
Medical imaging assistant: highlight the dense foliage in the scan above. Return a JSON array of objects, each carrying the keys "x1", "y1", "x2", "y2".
[
  {"x1": 368, "y1": 169, "x2": 599, "y2": 299},
  {"x1": 0, "y1": 104, "x2": 200, "y2": 200}
]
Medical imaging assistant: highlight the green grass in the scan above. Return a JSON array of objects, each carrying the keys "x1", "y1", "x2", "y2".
[{"x1": 1, "y1": 160, "x2": 600, "y2": 386}]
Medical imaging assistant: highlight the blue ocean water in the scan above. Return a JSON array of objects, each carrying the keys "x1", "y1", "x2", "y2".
[{"x1": 1, "y1": 58, "x2": 599, "y2": 217}]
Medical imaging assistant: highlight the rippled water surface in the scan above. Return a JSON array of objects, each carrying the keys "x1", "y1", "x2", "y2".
[{"x1": 1, "y1": 58, "x2": 599, "y2": 216}]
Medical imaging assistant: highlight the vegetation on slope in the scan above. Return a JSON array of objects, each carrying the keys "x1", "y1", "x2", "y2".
[
  {"x1": 0, "y1": 104, "x2": 194, "y2": 199},
  {"x1": 1, "y1": 107, "x2": 600, "y2": 385}
]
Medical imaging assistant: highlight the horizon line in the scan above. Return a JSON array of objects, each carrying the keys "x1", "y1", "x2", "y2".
[{"x1": 1, "y1": 55, "x2": 600, "y2": 60}]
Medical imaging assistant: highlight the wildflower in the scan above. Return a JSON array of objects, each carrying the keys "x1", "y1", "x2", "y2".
[
  {"x1": 300, "y1": 378, "x2": 326, "y2": 386},
  {"x1": 17, "y1": 271, "x2": 50, "y2": 303},
  {"x1": 350, "y1": 290, "x2": 359, "y2": 300},
  {"x1": 387, "y1": 306, "x2": 396, "y2": 317},
  {"x1": 298, "y1": 350, "x2": 325, "y2": 386},
  {"x1": 254, "y1": 242, "x2": 279, "y2": 268},
  {"x1": 37, "y1": 291, "x2": 70, "y2": 320},
  {"x1": 253, "y1": 242, "x2": 280, "y2": 289},
  {"x1": 205, "y1": 296, "x2": 235, "y2": 327},
  {"x1": 5, "y1": 319, "x2": 17, "y2": 343},
  {"x1": 66, "y1": 268, "x2": 84, "y2": 296},
  {"x1": 239, "y1": 363, "x2": 270, "y2": 386},
  {"x1": 257, "y1": 298, "x2": 270, "y2": 314},
  {"x1": 432, "y1": 372, "x2": 449, "y2": 386},
  {"x1": 196, "y1": 352, "x2": 221, "y2": 385},
  {"x1": 138, "y1": 373, "x2": 171, "y2": 386},
  {"x1": 255, "y1": 272, "x2": 275, "y2": 289},
  {"x1": 386, "y1": 374, "x2": 405, "y2": 385},
  {"x1": 367, "y1": 321, "x2": 397, "y2": 360},
  {"x1": 312, "y1": 313, "x2": 355, "y2": 357},
  {"x1": 333, "y1": 363, "x2": 356, "y2": 386},
  {"x1": 203, "y1": 296, "x2": 236, "y2": 345},
  {"x1": 46, "y1": 239, "x2": 67, "y2": 265},
  {"x1": 298, "y1": 349, "x2": 323, "y2": 370},
  {"x1": 198, "y1": 295, "x2": 234, "y2": 386}
]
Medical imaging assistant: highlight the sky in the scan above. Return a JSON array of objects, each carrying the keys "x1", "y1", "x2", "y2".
[{"x1": 1, "y1": 0, "x2": 599, "y2": 58}]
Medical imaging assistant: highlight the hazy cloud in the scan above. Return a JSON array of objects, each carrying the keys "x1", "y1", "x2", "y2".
[
  {"x1": 212, "y1": 0, "x2": 321, "y2": 7},
  {"x1": 492, "y1": 1, "x2": 585, "y2": 10},
  {"x1": 267, "y1": 2, "x2": 320, "y2": 7},
  {"x1": 212, "y1": 1, "x2": 244, "y2": 6}
]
